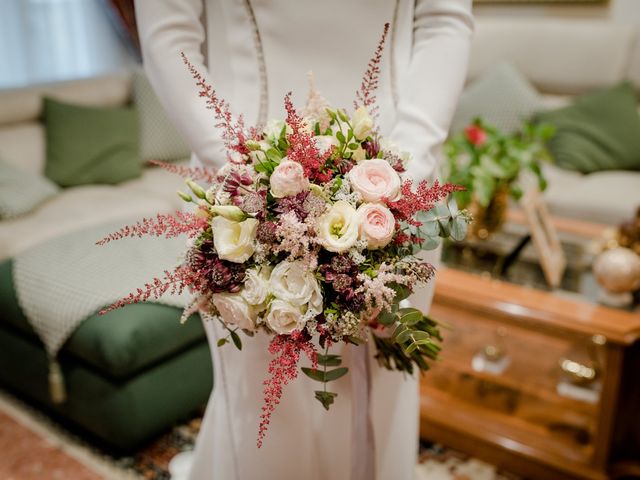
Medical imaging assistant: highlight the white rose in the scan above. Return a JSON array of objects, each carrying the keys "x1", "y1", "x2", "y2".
[
  {"x1": 211, "y1": 292, "x2": 257, "y2": 331},
  {"x1": 212, "y1": 216, "x2": 258, "y2": 263},
  {"x1": 270, "y1": 260, "x2": 323, "y2": 309},
  {"x1": 241, "y1": 267, "x2": 271, "y2": 311},
  {"x1": 351, "y1": 106, "x2": 373, "y2": 141},
  {"x1": 316, "y1": 200, "x2": 360, "y2": 253},
  {"x1": 266, "y1": 300, "x2": 303, "y2": 335}
]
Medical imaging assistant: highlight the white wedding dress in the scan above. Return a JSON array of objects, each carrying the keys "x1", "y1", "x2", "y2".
[{"x1": 134, "y1": 1, "x2": 473, "y2": 479}]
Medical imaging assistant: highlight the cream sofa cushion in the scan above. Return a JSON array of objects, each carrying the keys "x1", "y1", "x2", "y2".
[
  {"x1": 0, "y1": 164, "x2": 187, "y2": 260},
  {"x1": 470, "y1": 19, "x2": 636, "y2": 95},
  {"x1": 544, "y1": 167, "x2": 640, "y2": 225},
  {"x1": 0, "y1": 123, "x2": 46, "y2": 174}
]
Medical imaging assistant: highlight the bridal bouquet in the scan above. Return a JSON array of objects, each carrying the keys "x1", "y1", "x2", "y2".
[{"x1": 99, "y1": 24, "x2": 469, "y2": 446}]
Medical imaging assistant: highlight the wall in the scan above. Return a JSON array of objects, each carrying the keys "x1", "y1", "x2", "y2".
[{"x1": 474, "y1": 0, "x2": 640, "y2": 25}]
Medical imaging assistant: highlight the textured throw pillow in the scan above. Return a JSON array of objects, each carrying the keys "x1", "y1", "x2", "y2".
[
  {"x1": 451, "y1": 63, "x2": 543, "y2": 134},
  {"x1": 44, "y1": 97, "x2": 142, "y2": 187},
  {"x1": 537, "y1": 83, "x2": 640, "y2": 174},
  {"x1": 132, "y1": 69, "x2": 191, "y2": 162},
  {"x1": 0, "y1": 159, "x2": 59, "y2": 219}
]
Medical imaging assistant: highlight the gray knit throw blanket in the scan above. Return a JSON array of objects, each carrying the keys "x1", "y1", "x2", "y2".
[{"x1": 12, "y1": 220, "x2": 190, "y2": 402}]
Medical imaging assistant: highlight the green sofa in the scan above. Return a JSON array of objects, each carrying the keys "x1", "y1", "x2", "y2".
[{"x1": 0, "y1": 260, "x2": 212, "y2": 451}]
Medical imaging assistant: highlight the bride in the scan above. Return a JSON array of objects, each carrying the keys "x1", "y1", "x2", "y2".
[{"x1": 134, "y1": 1, "x2": 473, "y2": 479}]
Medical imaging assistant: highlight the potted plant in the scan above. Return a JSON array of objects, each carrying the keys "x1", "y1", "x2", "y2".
[{"x1": 444, "y1": 118, "x2": 554, "y2": 239}]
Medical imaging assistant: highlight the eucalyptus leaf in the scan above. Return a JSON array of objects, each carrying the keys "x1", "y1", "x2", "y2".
[
  {"x1": 316, "y1": 354, "x2": 342, "y2": 367},
  {"x1": 230, "y1": 330, "x2": 242, "y2": 350},
  {"x1": 324, "y1": 367, "x2": 349, "y2": 381},
  {"x1": 450, "y1": 215, "x2": 468, "y2": 241},
  {"x1": 314, "y1": 390, "x2": 338, "y2": 410},
  {"x1": 378, "y1": 309, "x2": 398, "y2": 326},
  {"x1": 398, "y1": 308, "x2": 423, "y2": 326}
]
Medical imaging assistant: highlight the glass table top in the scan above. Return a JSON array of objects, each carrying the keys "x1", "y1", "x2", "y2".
[{"x1": 441, "y1": 221, "x2": 638, "y2": 310}]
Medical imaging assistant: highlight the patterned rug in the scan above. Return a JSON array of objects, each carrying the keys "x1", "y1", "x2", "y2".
[{"x1": 0, "y1": 389, "x2": 522, "y2": 480}]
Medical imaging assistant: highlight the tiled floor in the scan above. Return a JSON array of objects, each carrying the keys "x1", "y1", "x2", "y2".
[{"x1": 0, "y1": 410, "x2": 101, "y2": 480}]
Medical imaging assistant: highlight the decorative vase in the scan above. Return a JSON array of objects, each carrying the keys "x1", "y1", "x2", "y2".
[{"x1": 468, "y1": 186, "x2": 509, "y2": 240}]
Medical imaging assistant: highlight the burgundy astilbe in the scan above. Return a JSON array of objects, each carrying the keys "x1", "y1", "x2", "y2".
[
  {"x1": 148, "y1": 160, "x2": 218, "y2": 184},
  {"x1": 258, "y1": 332, "x2": 317, "y2": 448},
  {"x1": 99, "y1": 265, "x2": 201, "y2": 315},
  {"x1": 284, "y1": 93, "x2": 333, "y2": 182},
  {"x1": 96, "y1": 211, "x2": 208, "y2": 245},
  {"x1": 181, "y1": 52, "x2": 250, "y2": 155},
  {"x1": 386, "y1": 180, "x2": 462, "y2": 223},
  {"x1": 354, "y1": 23, "x2": 390, "y2": 115}
]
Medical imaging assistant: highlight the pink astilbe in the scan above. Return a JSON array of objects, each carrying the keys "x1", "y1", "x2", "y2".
[
  {"x1": 148, "y1": 160, "x2": 218, "y2": 184},
  {"x1": 354, "y1": 23, "x2": 390, "y2": 115},
  {"x1": 181, "y1": 52, "x2": 250, "y2": 155},
  {"x1": 386, "y1": 180, "x2": 462, "y2": 223},
  {"x1": 258, "y1": 332, "x2": 317, "y2": 448},
  {"x1": 96, "y1": 211, "x2": 208, "y2": 245},
  {"x1": 284, "y1": 93, "x2": 333, "y2": 182},
  {"x1": 99, "y1": 265, "x2": 202, "y2": 315}
]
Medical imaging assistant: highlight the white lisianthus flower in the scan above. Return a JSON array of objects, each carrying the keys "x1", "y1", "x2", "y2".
[
  {"x1": 269, "y1": 160, "x2": 309, "y2": 198},
  {"x1": 211, "y1": 205, "x2": 246, "y2": 222},
  {"x1": 241, "y1": 267, "x2": 271, "y2": 312},
  {"x1": 264, "y1": 119, "x2": 291, "y2": 143},
  {"x1": 211, "y1": 292, "x2": 257, "y2": 331},
  {"x1": 351, "y1": 106, "x2": 373, "y2": 141},
  {"x1": 270, "y1": 260, "x2": 323, "y2": 308},
  {"x1": 212, "y1": 216, "x2": 259, "y2": 263},
  {"x1": 314, "y1": 135, "x2": 339, "y2": 154},
  {"x1": 316, "y1": 200, "x2": 360, "y2": 253},
  {"x1": 266, "y1": 300, "x2": 303, "y2": 335}
]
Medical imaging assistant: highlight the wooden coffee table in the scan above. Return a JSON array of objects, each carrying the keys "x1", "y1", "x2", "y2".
[{"x1": 420, "y1": 213, "x2": 640, "y2": 480}]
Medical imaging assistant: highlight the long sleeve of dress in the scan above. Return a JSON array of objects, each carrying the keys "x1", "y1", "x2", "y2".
[
  {"x1": 390, "y1": 0, "x2": 474, "y2": 182},
  {"x1": 134, "y1": 0, "x2": 225, "y2": 168}
]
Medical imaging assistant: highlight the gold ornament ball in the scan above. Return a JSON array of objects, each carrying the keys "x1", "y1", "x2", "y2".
[{"x1": 593, "y1": 247, "x2": 640, "y2": 294}]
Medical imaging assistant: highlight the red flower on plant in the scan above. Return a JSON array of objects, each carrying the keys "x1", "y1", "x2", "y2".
[{"x1": 464, "y1": 124, "x2": 488, "y2": 146}]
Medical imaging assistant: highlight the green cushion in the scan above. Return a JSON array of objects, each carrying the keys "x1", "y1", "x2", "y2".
[
  {"x1": 0, "y1": 260, "x2": 206, "y2": 380},
  {"x1": 0, "y1": 158, "x2": 59, "y2": 219},
  {"x1": 537, "y1": 83, "x2": 640, "y2": 174},
  {"x1": 132, "y1": 69, "x2": 191, "y2": 163},
  {"x1": 43, "y1": 97, "x2": 142, "y2": 187},
  {"x1": 0, "y1": 325, "x2": 212, "y2": 451}
]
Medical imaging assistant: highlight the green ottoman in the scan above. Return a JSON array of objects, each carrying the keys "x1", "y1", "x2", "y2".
[{"x1": 0, "y1": 260, "x2": 213, "y2": 451}]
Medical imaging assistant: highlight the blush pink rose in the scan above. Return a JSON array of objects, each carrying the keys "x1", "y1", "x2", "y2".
[
  {"x1": 349, "y1": 159, "x2": 401, "y2": 203},
  {"x1": 269, "y1": 159, "x2": 309, "y2": 198},
  {"x1": 357, "y1": 203, "x2": 395, "y2": 249}
]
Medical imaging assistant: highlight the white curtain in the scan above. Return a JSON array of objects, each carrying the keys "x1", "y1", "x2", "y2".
[{"x1": 0, "y1": 0, "x2": 135, "y2": 89}]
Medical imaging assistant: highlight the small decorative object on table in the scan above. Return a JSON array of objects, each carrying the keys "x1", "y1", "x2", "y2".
[
  {"x1": 593, "y1": 247, "x2": 640, "y2": 307},
  {"x1": 97, "y1": 25, "x2": 469, "y2": 447},
  {"x1": 617, "y1": 206, "x2": 640, "y2": 255},
  {"x1": 444, "y1": 118, "x2": 554, "y2": 239}
]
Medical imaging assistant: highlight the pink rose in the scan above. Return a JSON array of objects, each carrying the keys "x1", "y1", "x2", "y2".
[
  {"x1": 357, "y1": 203, "x2": 395, "y2": 249},
  {"x1": 349, "y1": 159, "x2": 401, "y2": 203},
  {"x1": 269, "y1": 159, "x2": 309, "y2": 198},
  {"x1": 464, "y1": 124, "x2": 488, "y2": 146}
]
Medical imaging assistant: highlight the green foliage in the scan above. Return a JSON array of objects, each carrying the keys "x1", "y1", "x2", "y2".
[
  {"x1": 314, "y1": 390, "x2": 338, "y2": 410},
  {"x1": 373, "y1": 310, "x2": 442, "y2": 375},
  {"x1": 411, "y1": 196, "x2": 470, "y2": 253},
  {"x1": 444, "y1": 118, "x2": 555, "y2": 208}
]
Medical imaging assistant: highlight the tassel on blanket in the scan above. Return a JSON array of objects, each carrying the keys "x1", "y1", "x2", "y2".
[{"x1": 48, "y1": 359, "x2": 67, "y2": 404}]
